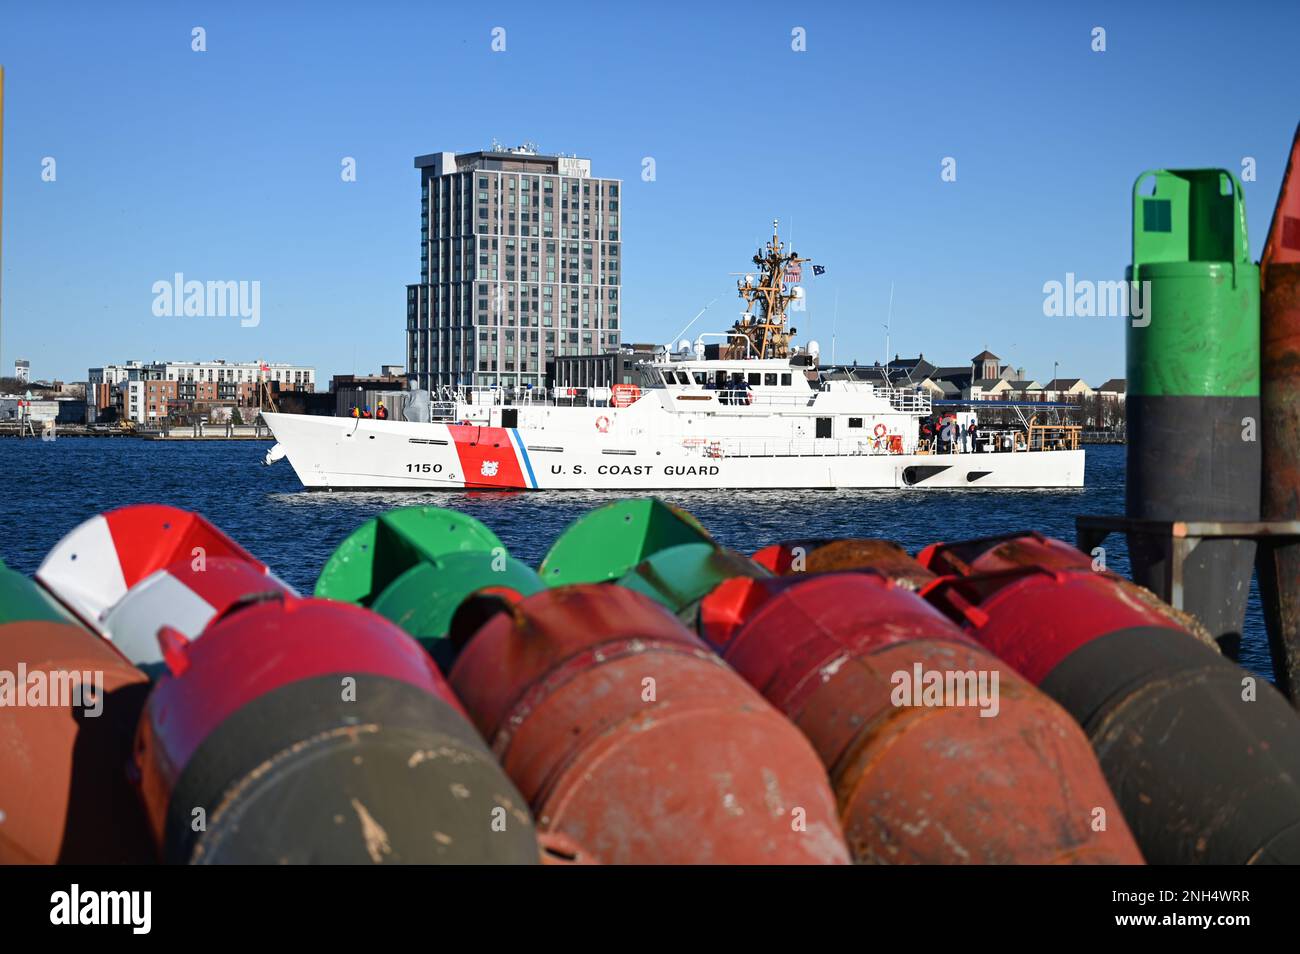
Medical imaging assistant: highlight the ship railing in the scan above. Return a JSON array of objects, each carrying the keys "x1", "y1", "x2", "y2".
[
  {"x1": 547, "y1": 386, "x2": 615, "y2": 407},
  {"x1": 428, "y1": 401, "x2": 458, "y2": 422},
  {"x1": 1027, "y1": 423, "x2": 1082, "y2": 452},
  {"x1": 458, "y1": 385, "x2": 616, "y2": 408},
  {"x1": 710, "y1": 437, "x2": 897, "y2": 458},
  {"x1": 710, "y1": 389, "x2": 815, "y2": 408},
  {"x1": 871, "y1": 387, "x2": 931, "y2": 414}
]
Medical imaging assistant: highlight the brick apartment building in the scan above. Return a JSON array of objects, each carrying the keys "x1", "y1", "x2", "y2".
[{"x1": 88, "y1": 360, "x2": 316, "y2": 424}]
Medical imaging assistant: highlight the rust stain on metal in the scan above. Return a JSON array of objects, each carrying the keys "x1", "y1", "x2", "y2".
[
  {"x1": 449, "y1": 585, "x2": 850, "y2": 864},
  {"x1": 700, "y1": 573, "x2": 1143, "y2": 864},
  {"x1": 804, "y1": 539, "x2": 938, "y2": 589},
  {"x1": 350, "y1": 797, "x2": 392, "y2": 863}
]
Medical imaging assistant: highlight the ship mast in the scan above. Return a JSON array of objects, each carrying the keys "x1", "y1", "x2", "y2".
[{"x1": 731, "y1": 219, "x2": 810, "y2": 360}]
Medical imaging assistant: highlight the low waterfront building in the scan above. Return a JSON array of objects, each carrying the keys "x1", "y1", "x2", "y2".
[
  {"x1": 1097, "y1": 378, "x2": 1127, "y2": 402},
  {"x1": 886, "y1": 354, "x2": 939, "y2": 384},
  {"x1": 332, "y1": 370, "x2": 406, "y2": 417},
  {"x1": 1003, "y1": 379, "x2": 1042, "y2": 398},
  {"x1": 0, "y1": 397, "x2": 86, "y2": 424},
  {"x1": 1042, "y1": 377, "x2": 1095, "y2": 402},
  {"x1": 548, "y1": 344, "x2": 655, "y2": 391},
  {"x1": 90, "y1": 360, "x2": 316, "y2": 424}
]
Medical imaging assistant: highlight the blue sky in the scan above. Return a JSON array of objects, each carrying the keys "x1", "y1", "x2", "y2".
[{"x1": 0, "y1": 0, "x2": 1296, "y2": 385}]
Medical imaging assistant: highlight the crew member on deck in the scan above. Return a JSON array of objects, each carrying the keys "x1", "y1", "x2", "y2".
[{"x1": 376, "y1": 401, "x2": 388, "y2": 421}]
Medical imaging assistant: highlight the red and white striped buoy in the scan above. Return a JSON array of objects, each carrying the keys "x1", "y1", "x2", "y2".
[{"x1": 35, "y1": 505, "x2": 288, "y2": 667}]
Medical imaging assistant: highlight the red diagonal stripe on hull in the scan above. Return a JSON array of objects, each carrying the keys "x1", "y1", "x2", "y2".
[{"x1": 448, "y1": 426, "x2": 526, "y2": 489}]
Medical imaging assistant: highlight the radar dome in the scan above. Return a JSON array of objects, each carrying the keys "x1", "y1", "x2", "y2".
[{"x1": 807, "y1": 340, "x2": 821, "y2": 358}]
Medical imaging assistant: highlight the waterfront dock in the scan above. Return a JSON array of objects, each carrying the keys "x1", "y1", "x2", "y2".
[{"x1": 0, "y1": 421, "x2": 274, "y2": 440}]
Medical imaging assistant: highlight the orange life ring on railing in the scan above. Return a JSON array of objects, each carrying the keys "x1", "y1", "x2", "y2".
[
  {"x1": 595, "y1": 415, "x2": 611, "y2": 433},
  {"x1": 873, "y1": 423, "x2": 888, "y2": 439}
]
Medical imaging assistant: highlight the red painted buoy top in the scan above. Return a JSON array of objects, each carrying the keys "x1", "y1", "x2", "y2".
[
  {"x1": 708, "y1": 573, "x2": 974, "y2": 707},
  {"x1": 100, "y1": 556, "x2": 296, "y2": 669},
  {"x1": 750, "y1": 540, "x2": 833, "y2": 573},
  {"x1": 137, "y1": 596, "x2": 459, "y2": 798},
  {"x1": 921, "y1": 567, "x2": 1186, "y2": 684},
  {"x1": 448, "y1": 584, "x2": 707, "y2": 745},
  {"x1": 36, "y1": 505, "x2": 262, "y2": 630},
  {"x1": 1264, "y1": 123, "x2": 1300, "y2": 269}
]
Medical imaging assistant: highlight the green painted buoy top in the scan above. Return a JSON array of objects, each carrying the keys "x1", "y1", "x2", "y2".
[
  {"x1": 1131, "y1": 169, "x2": 1252, "y2": 271},
  {"x1": 538, "y1": 498, "x2": 714, "y2": 586},
  {"x1": 616, "y1": 542, "x2": 771, "y2": 618},
  {"x1": 315, "y1": 507, "x2": 505, "y2": 606},
  {"x1": 370, "y1": 550, "x2": 544, "y2": 648},
  {"x1": 1128, "y1": 169, "x2": 1260, "y2": 398},
  {"x1": 0, "y1": 557, "x2": 76, "y2": 627}
]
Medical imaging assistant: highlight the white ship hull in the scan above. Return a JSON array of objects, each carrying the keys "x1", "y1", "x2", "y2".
[
  {"x1": 267, "y1": 225, "x2": 1087, "y2": 492},
  {"x1": 262, "y1": 411, "x2": 1085, "y2": 491}
]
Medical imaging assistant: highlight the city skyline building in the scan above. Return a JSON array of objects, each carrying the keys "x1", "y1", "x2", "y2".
[{"x1": 406, "y1": 145, "x2": 622, "y2": 391}]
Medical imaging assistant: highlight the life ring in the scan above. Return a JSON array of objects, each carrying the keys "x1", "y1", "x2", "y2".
[
  {"x1": 873, "y1": 423, "x2": 888, "y2": 439},
  {"x1": 595, "y1": 415, "x2": 611, "y2": 433}
]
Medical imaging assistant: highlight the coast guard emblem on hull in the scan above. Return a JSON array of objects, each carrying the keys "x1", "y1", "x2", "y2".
[{"x1": 481, "y1": 460, "x2": 500, "y2": 477}]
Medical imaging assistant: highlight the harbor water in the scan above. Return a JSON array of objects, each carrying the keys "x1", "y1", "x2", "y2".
[{"x1": 0, "y1": 437, "x2": 1272, "y2": 679}]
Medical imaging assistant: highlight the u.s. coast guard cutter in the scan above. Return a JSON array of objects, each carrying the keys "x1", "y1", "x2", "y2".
[{"x1": 263, "y1": 225, "x2": 1083, "y2": 490}]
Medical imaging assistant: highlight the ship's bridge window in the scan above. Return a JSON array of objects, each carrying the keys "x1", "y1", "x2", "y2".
[
  {"x1": 674, "y1": 371, "x2": 691, "y2": 385},
  {"x1": 714, "y1": 371, "x2": 729, "y2": 386},
  {"x1": 848, "y1": 417, "x2": 864, "y2": 428},
  {"x1": 660, "y1": 371, "x2": 674, "y2": 386},
  {"x1": 693, "y1": 371, "x2": 708, "y2": 385},
  {"x1": 781, "y1": 373, "x2": 792, "y2": 386},
  {"x1": 747, "y1": 373, "x2": 761, "y2": 385},
  {"x1": 764, "y1": 373, "x2": 778, "y2": 386}
]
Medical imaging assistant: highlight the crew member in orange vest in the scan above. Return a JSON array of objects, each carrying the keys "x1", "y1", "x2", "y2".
[{"x1": 376, "y1": 402, "x2": 388, "y2": 420}]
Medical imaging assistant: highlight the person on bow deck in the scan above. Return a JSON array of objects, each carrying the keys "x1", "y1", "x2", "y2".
[
  {"x1": 940, "y1": 417, "x2": 955, "y2": 453},
  {"x1": 376, "y1": 402, "x2": 388, "y2": 421}
]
